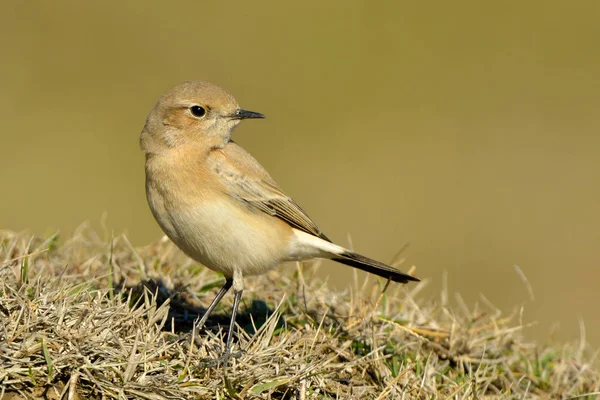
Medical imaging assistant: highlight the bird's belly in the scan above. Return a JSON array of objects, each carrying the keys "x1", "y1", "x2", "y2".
[{"x1": 151, "y1": 193, "x2": 290, "y2": 277}]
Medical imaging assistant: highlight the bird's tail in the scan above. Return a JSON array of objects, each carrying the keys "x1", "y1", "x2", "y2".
[
  {"x1": 290, "y1": 229, "x2": 419, "y2": 283},
  {"x1": 331, "y1": 251, "x2": 419, "y2": 284}
]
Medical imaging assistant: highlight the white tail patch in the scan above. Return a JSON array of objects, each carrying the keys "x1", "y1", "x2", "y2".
[{"x1": 286, "y1": 229, "x2": 347, "y2": 261}]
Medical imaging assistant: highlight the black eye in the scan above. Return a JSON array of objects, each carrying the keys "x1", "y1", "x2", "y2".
[{"x1": 190, "y1": 105, "x2": 206, "y2": 117}]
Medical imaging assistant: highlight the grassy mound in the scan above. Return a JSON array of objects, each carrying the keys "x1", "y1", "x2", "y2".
[{"x1": 0, "y1": 227, "x2": 598, "y2": 399}]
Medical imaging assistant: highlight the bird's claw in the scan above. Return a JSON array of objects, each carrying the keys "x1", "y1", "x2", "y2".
[{"x1": 198, "y1": 349, "x2": 244, "y2": 368}]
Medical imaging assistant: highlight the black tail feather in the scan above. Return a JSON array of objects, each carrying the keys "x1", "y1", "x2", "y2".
[{"x1": 331, "y1": 251, "x2": 419, "y2": 284}]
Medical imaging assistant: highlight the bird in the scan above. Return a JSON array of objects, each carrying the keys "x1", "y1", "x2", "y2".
[{"x1": 140, "y1": 81, "x2": 419, "y2": 363}]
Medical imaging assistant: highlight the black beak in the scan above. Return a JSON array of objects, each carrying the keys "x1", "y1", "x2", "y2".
[{"x1": 230, "y1": 109, "x2": 266, "y2": 120}]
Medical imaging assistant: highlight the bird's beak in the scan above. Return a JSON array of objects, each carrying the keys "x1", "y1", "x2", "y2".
[{"x1": 230, "y1": 109, "x2": 266, "y2": 120}]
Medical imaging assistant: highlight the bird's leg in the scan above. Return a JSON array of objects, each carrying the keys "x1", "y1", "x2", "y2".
[
  {"x1": 199, "y1": 270, "x2": 244, "y2": 367},
  {"x1": 194, "y1": 278, "x2": 232, "y2": 340},
  {"x1": 224, "y1": 287, "x2": 243, "y2": 355}
]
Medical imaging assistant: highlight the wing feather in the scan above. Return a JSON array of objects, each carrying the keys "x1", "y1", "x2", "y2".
[{"x1": 212, "y1": 142, "x2": 331, "y2": 242}]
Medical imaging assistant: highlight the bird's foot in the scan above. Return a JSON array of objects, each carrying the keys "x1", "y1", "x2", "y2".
[{"x1": 198, "y1": 349, "x2": 245, "y2": 368}]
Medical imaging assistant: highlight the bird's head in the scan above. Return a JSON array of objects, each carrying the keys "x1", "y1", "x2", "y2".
[{"x1": 140, "y1": 81, "x2": 264, "y2": 154}]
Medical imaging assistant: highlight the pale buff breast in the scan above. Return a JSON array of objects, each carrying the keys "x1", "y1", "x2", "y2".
[{"x1": 145, "y1": 150, "x2": 293, "y2": 277}]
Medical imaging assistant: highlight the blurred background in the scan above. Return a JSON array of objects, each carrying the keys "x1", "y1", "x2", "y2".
[{"x1": 1, "y1": 1, "x2": 599, "y2": 346}]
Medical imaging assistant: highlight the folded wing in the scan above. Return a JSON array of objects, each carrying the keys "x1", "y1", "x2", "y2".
[{"x1": 213, "y1": 141, "x2": 330, "y2": 241}]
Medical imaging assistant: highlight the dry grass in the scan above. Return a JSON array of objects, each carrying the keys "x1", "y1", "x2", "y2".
[{"x1": 0, "y1": 227, "x2": 598, "y2": 399}]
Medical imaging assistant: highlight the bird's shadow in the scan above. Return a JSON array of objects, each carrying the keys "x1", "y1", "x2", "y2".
[{"x1": 117, "y1": 278, "x2": 284, "y2": 338}]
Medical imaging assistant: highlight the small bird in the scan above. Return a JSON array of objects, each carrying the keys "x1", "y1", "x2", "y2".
[{"x1": 140, "y1": 81, "x2": 419, "y2": 363}]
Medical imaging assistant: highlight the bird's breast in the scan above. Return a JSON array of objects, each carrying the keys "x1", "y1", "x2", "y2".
[{"x1": 145, "y1": 155, "x2": 292, "y2": 277}]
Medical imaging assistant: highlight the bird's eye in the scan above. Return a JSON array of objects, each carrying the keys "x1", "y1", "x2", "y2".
[{"x1": 190, "y1": 105, "x2": 206, "y2": 118}]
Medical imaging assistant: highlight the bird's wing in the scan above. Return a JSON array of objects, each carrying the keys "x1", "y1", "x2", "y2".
[{"x1": 212, "y1": 141, "x2": 331, "y2": 241}]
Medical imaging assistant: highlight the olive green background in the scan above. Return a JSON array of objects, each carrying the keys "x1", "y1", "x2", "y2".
[{"x1": 1, "y1": 1, "x2": 599, "y2": 346}]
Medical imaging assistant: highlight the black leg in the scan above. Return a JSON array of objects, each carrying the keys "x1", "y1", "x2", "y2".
[
  {"x1": 196, "y1": 278, "x2": 232, "y2": 332},
  {"x1": 198, "y1": 287, "x2": 244, "y2": 367},
  {"x1": 224, "y1": 288, "x2": 243, "y2": 354}
]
